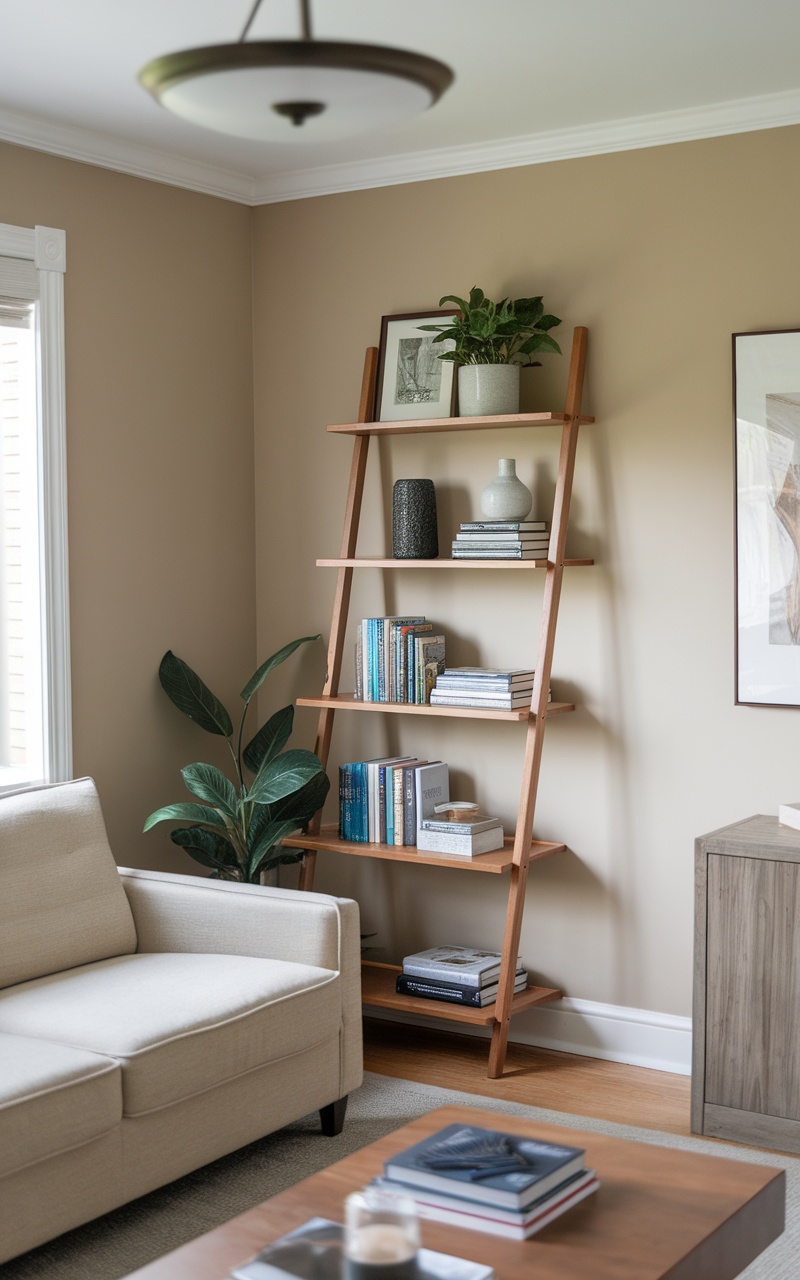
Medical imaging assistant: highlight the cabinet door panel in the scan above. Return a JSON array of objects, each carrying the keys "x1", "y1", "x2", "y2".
[{"x1": 706, "y1": 853, "x2": 800, "y2": 1118}]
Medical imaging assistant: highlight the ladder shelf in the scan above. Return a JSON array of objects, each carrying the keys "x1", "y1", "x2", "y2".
[{"x1": 296, "y1": 326, "x2": 590, "y2": 1078}]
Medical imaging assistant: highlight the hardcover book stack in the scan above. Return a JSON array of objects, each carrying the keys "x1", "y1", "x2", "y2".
[
  {"x1": 452, "y1": 519, "x2": 550, "y2": 561},
  {"x1": 339, "y1": 759, "x2": 449, "y2": 845},
  {"x1": 417, "y1": 813, "x2": 504, "y2": 858},
  {"x1": 374, "y1": 1121, "x2": 599, "y2": 1240},
  {"x1": 396, "y1": 945, "x2": 527, "y2": 1008},
  {"x1": 354, "y1": 616, "x2": 445, "y2": 703},
  {"x1": 430, "y1": 667, "x2": 549, "y2": 712}
]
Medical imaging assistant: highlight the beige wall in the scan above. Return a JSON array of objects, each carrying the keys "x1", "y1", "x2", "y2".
[
  {"x1": 252, "y1": 125, "x2": 800, "y2": 1020},
  {"x1": 0, "y1": 141, "x2": 256, "y2": 870}
]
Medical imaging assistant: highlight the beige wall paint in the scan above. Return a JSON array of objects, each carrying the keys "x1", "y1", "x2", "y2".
[
  {"x1": 253, "y1": 125, "x2": 800, "y2": 1020},
  {"x1": 0, "y1": 141, "x2": 256, "y2": 871}
]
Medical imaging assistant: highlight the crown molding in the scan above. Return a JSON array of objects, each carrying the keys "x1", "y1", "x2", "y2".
[
  {"x1": 2, "y1": 87, "x2": 800, "y2": 208},
  {"x1": 252, "y1": 86, "x2": 800, "y2": 203},
  {"x1": 0, "y1": 104, "x2": 256, "y2": 204}
]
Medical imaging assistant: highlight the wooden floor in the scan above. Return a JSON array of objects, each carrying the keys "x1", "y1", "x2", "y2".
[{"x1": 363, "y1": 1017, "x2": 693, "y2": 1137}]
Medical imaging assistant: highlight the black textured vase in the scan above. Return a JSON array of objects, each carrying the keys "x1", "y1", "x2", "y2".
[{"x1": 392, "y1": 479, "x2": 438, "y2": 559}]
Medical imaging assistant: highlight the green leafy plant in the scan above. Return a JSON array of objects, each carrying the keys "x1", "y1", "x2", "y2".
[
  {"x1": 419, "y1": 287, "x2": 562, "y2": 366},
  {"x1": 144, "y1": 637, "x2": 329, "y2": 884}
]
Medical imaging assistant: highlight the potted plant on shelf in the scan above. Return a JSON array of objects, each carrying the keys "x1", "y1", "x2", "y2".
[
  {"x1": 419, "y1": 287, "x2": 562, "y2": 416},
  {"x1": 144, "y1": 638, "x2": 329, "y2": 885}
]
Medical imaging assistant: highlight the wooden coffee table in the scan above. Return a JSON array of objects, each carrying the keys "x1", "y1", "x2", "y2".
[{"x1": 122, "y1": 1104, "x2": 785, "y2": 1280}]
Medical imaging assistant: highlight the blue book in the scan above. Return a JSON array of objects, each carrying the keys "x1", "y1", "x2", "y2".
[{"x1": 384, "y1": 1122, "x2": 584, "y2": 1210}]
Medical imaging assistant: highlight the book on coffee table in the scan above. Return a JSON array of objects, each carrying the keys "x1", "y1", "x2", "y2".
[
  {"x1": 229, "y1": 1217, "x2": 495, "y2": 1280},
  {"x1": 383, "y1": 1123, "x2": 585, "y2": 1209}
]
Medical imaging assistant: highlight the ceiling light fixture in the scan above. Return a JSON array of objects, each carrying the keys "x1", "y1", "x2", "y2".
[{"x1": 138, "y1": 0, "x2": 454, "y2": 144}]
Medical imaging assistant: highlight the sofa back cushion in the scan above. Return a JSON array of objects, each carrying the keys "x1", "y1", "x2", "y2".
[{"x1": 0, "y1": 777, "x2": 137, "y2": 989}]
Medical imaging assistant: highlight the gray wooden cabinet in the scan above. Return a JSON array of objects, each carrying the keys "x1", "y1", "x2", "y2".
[{"x1": 693, "y1": 814, "x2": 800, "y2": 1153}]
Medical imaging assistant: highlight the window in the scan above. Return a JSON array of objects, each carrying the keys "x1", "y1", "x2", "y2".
[{"x1": 0, "y1": 224, "x2": 70, "y2": 792}]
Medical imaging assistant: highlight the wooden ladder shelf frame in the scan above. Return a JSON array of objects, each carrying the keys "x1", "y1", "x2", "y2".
[{"x1": 297, "y1": 327, "x2": 589, "y2": 1078}]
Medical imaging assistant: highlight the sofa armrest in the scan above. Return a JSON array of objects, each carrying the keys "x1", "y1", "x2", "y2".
[
  {"x1": 119, "y1": 867, "x2": 357, "y2": 971},
  {"x1": 119, "y1": 867, "x2": 363, "y2": 1099}
]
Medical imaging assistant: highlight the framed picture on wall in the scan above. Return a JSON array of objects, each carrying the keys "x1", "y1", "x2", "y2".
[
  {"x1": 375, "y1": 310, "x2": 458, "y2": 422},
  {"x1": 734, "y1": 327, "x2": 800, "y2": 707}
]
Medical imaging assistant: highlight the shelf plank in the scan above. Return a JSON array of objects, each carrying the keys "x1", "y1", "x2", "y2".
[
  {"x1": 316, "y1": 557, "x2": 594, "y2": 569},
  {"x1": 327, "y1": 412, "x2": 595, "y2": 437},
  {"x1": 360, "y1": 962, "x2": 562, "y2": 1025},
  {"x1": 283, "y1": 826, "x2": 566, "y2": 873},
  {"x1": 296, "y1": 696, "x2": 570, "y2": 727},
  {"x1": 296, "y1": 693, "x2": 575, "y2": 721}
]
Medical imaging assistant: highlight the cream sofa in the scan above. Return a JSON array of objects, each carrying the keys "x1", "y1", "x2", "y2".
[{"x1": 0, "y1": 778, "x2": 363, "y2": 1264}]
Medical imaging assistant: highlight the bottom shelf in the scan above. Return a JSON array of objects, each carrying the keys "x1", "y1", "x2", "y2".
[{"x1": 361, "y1": 961, "x2": 562, "y2": 1027}]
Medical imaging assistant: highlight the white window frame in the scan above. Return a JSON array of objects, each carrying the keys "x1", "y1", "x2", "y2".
[{"x1": 0, "y1": 222, "x2": 71, "y2": 789}]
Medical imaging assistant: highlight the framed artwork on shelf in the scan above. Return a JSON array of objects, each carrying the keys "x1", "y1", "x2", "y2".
[
  {"x1": 375, "y1": 310, "x2": 458, "y2": 422},
  {"x1": 734, "y1": 327, "x2": 800, "y2": 707}
]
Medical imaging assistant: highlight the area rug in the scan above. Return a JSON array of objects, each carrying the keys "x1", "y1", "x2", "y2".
[{"x1": 1, "y1": 1071, "x2": 796, "y2": 1279}]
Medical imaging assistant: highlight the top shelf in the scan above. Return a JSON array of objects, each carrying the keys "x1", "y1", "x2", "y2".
[{"x1": 327, "y1": 411, "x2": 595, "y2": 437}]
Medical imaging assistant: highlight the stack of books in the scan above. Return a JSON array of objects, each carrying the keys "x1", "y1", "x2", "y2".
[
  {"x1": 354, "y1": 616, "x2": 445, "y2": 703},
  {"x1": 374, "y1": 1121, "x2": 599, "y2": 1240},
  {"x1": 430, "y1": 667, "x2": 549, "y2": 711},
  {"x1": 452, "y1": 519, "x2": 550, "y2": 560},
  {"x1": 339, "y1": 759, "x2": 449, "y2": 845},
  {"x1": 417, "y1": 813, "x2": 504, "y2": 858},
  {"x1": 396, "y1": 945, "x2": 527, "y2": 1007}
]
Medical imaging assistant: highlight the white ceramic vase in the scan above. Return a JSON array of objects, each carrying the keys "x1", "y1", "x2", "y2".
[
  {"x1": 458, "y1": 364, "x2": 520, "y2": 416},
  {"x1": 480, "y1": 458, "x2": 532, "y2": 520}
]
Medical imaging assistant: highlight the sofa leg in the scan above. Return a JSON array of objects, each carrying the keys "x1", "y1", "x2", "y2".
[{"x1": 320, "y1": 1096, "x2": 348, "y2": 1136}]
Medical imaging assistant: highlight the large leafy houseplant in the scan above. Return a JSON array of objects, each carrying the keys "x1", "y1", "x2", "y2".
[
  {"x1": 144, "y1": 638, "x2": 329, "y2": 884},
  {"x1": 419, "y1": 287, "x2": 562, "y2": 365}
]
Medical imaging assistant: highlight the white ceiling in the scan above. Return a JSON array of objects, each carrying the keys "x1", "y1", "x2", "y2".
[{"x1": 1, "y1": 0, "x2": 800, "y2": 204}]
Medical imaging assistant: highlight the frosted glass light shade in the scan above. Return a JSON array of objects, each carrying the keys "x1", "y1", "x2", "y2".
[{"x1": 140, "y1": 40, "x2": 453, "y2": 143}]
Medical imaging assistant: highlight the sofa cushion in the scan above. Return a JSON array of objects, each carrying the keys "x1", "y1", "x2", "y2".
[
  {"x1": 0, "y1": 953, "x2": 340, "y2": 1116},
  {"x1": 0, "y1": 778, "x2": 137, "y2": 989},
  {"x1": 0, "y1": 1031, "x2": 121, "y2": 1178}
]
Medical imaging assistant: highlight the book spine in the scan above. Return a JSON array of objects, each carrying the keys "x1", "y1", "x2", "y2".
[
  {"x1": 403, "y1": 764, "x2": 418, "y2": 846},
  {"x1": 402, "y1": 964, "x2": 492, "y2": 987},
  {"x1": 396, "y1": 976, "x2": 485, "y2": 1006},
  {"x1": 430, "y1": 695, "x2": 528, "y2": 708},
  {"x1": 420, "y1": 819, "x2": 501, "y2": 834},
  {"x1": 459, "y1": 521, "x2": 548, "y2": 531},
  {"x1": 393, "y1": 767, "x2": 405, "y2": 845},
  {"x1": 378, "y1": 765, "x2": 388, "y2": 843}
]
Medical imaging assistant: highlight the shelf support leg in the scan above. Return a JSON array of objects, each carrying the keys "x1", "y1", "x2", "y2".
[
  {"x1": 299, "y1": 348, "x2": 378, "y2": 892},
  {"x1": 489, "y1": 327, "x2": 588, "y2": 1077}
]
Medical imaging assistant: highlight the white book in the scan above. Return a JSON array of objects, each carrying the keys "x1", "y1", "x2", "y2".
[
  {"x1": 414, "y1": 761, "x2": 450, "y2": 826},
  {"x1": 417, "y1": 824, "x2": 505, "y2": 857},
  {"x1": 402, "y1": 945, "x2": 522, "y2": 985},
  {"x1": 779, "y1": 802, "x2": 800, "y2": 831}
]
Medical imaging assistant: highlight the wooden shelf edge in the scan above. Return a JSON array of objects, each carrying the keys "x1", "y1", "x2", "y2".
[
  {"x1": 283, "y1": 827, "x2": 567, "y2": 872},
  {"x1": 327, "y1": 412, "x2": 595, "y2": 436},
  {"x1": 296, "y1": 694, "x2": 575, "y2": 721},
  {"x1": 316, "y1": 558, "x2": 594, "y2": 569},
  {"x1": 360, "y1": 961, "x2": 563, "y2": 1025}
]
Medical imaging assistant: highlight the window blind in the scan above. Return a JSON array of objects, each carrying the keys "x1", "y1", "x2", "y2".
[{"x1": 0, "y1": 255, "x2": 38, "y2": 330}]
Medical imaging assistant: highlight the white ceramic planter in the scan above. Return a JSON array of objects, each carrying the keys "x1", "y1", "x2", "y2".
[{"x1": 458, "y1": 363, "x2": 520, "y2": 416}]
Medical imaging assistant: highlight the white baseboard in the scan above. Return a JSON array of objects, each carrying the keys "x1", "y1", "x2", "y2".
[{"x1": 365, "y1": 996, "x2": 692, "y2": 1076}]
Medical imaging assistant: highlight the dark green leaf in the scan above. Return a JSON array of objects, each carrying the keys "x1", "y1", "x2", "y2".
[
  {"x1": 158, "y1": 651, "x2": 233, "y2": 737},
  {"x1": 240, "y1": 635, "x2": 321, "y2": 705},
  {"x1": 247, "y1": 816, "x2": 306, "y2": 880},
  {"x1": 181, "y1": 762, "x2": 239, "y2": 817},
  {"x1": 247, "y1": 749, "x2": 326, "y2": 805},
  {"x1": 537, "y1": 314, "x2": 562, "y2": 331},
  {"x1": 438, "y1": 293, "x2": 469, "y2": 312},
  {"x1": 143, "y1": 802, "x2": 227, "y2": 833},
  {"x1": 268, "y1": 769, "x2": 330, "y2": 826},
  {"x1": 243, "y1": 704, "x2": 294, "y2": 774},
  {"x1": 169, "y1": 826, "x2": 238, "y2": 871}
]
